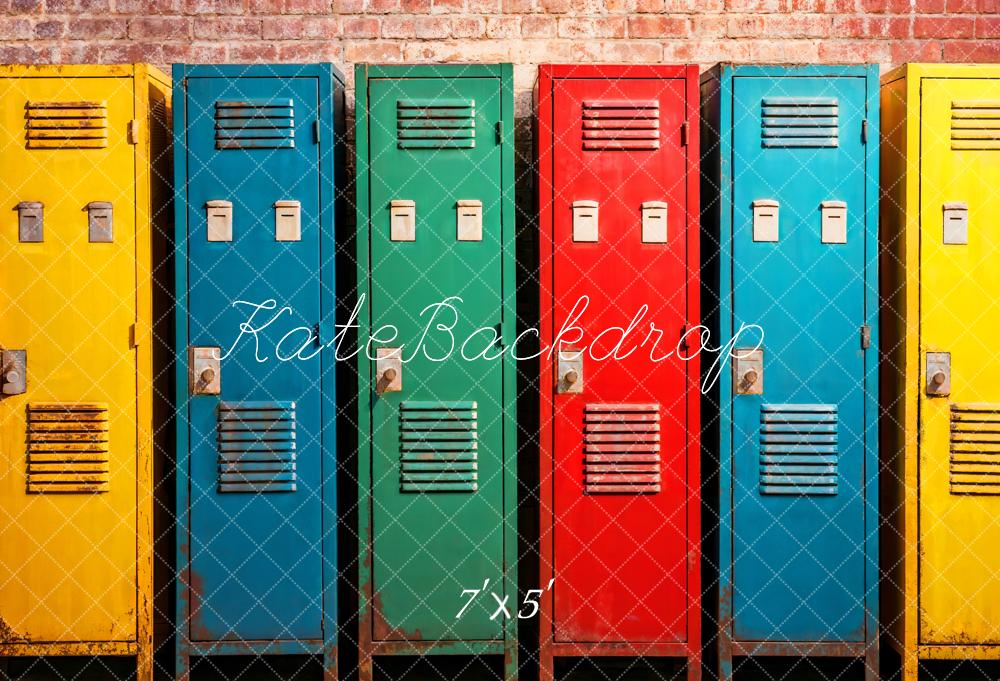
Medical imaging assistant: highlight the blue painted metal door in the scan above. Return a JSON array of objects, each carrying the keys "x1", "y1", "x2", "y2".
[
  {"x1": 730, "y1": 75, "x2": 868, "y2": 642},
  {"x1": 183, "y1": 74, "x2": 323, "y2": 641}
]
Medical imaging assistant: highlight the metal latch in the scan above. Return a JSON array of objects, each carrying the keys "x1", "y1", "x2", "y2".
[
  {"x1": 206, "y1": 200, "x2": 233, "y2": 242},
  {"x1": 86, "y1": 201, "x2": 113, "y2": 243},
  {"x1": 375, "y1": 347, "x2": 402, "y2": 394},
  {"x1": 16, "y1": 201, "x2": 43, "y2": 243},
  {"x1": 926, "y1": 351, "x2": 951, "y2": 397},
  {"x1": 752, "y1": 199, "x2": 779, "y2": 242},
  {"x1": 274, "y1": 200, "x2": 301, "y2": 242},
  {"x1": 456, "y1": 199, "x2": 483, "y2": 241},
  {"x1": 860, "y1": 324, "x2": 871, "y2": 350},
  {"x1": 641, "y1": 201, "x2": 668, "y2": 244},
  {"x1": 572, "y1": 200, "x2": 599, "y2": 243},
  {"x1": 820, "y1": 200, "x2": 847, "y2": 244},
  {"x1": 1, "y1": 349, "x2": 27, "y2": 396},
  {"x1": 557, "y1": 348, "x2": 583, "y2": 394},
  {"x1": 943, "y1": 202, "x2": 969, "y2": 245},
  {"x1": 390, "y1": 200, "x2": 416, "y2": 242},
  {"x1": 732, "y1": 348, "x2": 763, "y2": 395},
  {"x1": 189, "y1": 346, "x2": 221, "y2": 396}
]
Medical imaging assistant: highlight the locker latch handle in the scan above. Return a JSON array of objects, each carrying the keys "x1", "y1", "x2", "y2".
[
  {"x1": 86, "y1": 201, "x2": 113, "y2": 243},
  {"x1": 732, "y1": 348, "x2": 763, "y2": 395},
  {"x1": 926, "y1": 352, "x2": 951, "y2": 397},
  {"x1": 1, "y1": 349, "x2": 27, "y2": 396},
  {"x1": 16, "y1": 201, "x2": 43, "y2": 243},
  {"x1": 376, "y1": 347, "x2": 402, "y2": 394},
  {"x1": 189, "y1": 346, "x2": 221, "y2": 396},
  {"x1": 557, "y1": 349, "x2": 583, "y2": 394}
]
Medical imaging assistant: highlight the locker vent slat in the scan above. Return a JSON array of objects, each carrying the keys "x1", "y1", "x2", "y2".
[
  {"x1": 761, "y1": 97, "x2": 839, "y2": 148},
  {"x1": 950, "y1": 403, "x2": 1000, "y2": 494},
  {"x1": 397, "y1": 99, "x2": 475, "y2": 149},
  {"x1": 217, "y1": 401, "x2": 297, "y2": 493},
  {"x1": 215, "y1": 99, "x2": 295, "y2": 150},
  {"x1": 25, "y1": 101, "x2": 108, "y2": 149},
  {"x1": 581, "y1": 100, "x2": 660, "y2": 151},
  {"x1": 399, "y1": 401, "x2": 477, "y2": 492},
  {"x1": 26, "y1": 403, "x2": 110, "y2": 493},
  {"x1": 583, "y1": 403, "x2": 661, "y2": 494},
  {"x1": 759, "y1": 404, "x2": 838, "y2": 495},
  {"x1": 951, "y1": 100, "x2": 1000, "y2": 151}
]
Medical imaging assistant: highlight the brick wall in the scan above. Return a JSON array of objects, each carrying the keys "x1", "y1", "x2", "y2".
[{"x1": 3, "y1": 0, "x2": 999, "y2": 111}]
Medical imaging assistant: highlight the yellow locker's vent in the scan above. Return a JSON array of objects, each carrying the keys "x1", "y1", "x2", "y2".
[
  {"x1": 217, "y1": 401, "x2": 297, "y2": 493},
  {"x1": 25, "y1": 101, "x2": 108, "y2": 149},
  {"x1": 396, "y1": 99, "x2": 476, "y2": 150},
  {"x1": 399, "y1": 401, "x2": 477, "y2": 493},
  {"x1": 951, "y1": 100, "x2": 1000, "y2": 151},
  {"x1": 581, "y1": 100, "x2": 660, "y2": 151},
  {"x1": 759, "y1": 404, "x2": 839, "y2": 495},
  {"x1": 215, "y1": 99, "x2": 295, "y2": 150},
  {"x1": 583, "y1": 403, "x2": 661, "y2": 494},
  {"x1": 950, "y1": 403, "x2": 1000, "y2": 494},
  {"x1": 761, "y1": 97, "x2": 839, "y2": 148},
  {"x1": 26, "y1": 403, "x2": 110, "y2": 494}
]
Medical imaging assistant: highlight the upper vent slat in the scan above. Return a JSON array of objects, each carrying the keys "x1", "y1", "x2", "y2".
[
  {"x1": 760, "y1": 97, "x2": 839, "y2": 148},
  {"x1": 582, "y1": 100, "x2": 659, "y2": 151},
  {"x1": 215, "y1": 99, "x2": 295, "y2": 150},
  {"x1": 27, "y1": 403, "x2": 110, "y2": 493},
  {"x1": 759, "y1": 404, "x2": 839, "y2": 496},
  {"x1": 950, "y1": 403, "x2": 1000, "y2": 494},
  {"x1": 583, "y1": 403, "x2": 661, "y2": 494},
  {"x1": 399, "y1": 401, "x2": 478, "y2": 492},
  {"x1": 951, "y1": 100, "x2": 1000, "y2": 150},
  {"x1": 397, "y1": 99, "x2": 476, "y2": 150},
  {"x1": 25, "y1": 101, "x2": 108, "y2": 149},
  {"x1": 217, "y1": 401, "x2": 297, "y2": 493}
]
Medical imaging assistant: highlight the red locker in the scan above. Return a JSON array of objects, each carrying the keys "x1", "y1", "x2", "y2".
[{"x1": 536, "y1": 64, "x2": 701, "y2": 680}]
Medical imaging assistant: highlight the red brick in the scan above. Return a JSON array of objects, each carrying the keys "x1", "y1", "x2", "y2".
[
  {"x1": 891, "y1": 39, "x2": 942, "y2": 61},
  {"x1": 185, "y1": 0, "x2": 245, "y2": 13},
  {"x1": 45, "y1": 0, "x2": 112, "y2": 12},
  {"x1": 228, "y1": 41, "x2": 280, "y2": 61},
  {"x1": 115, "y1": 0, "x2": 184, "y2": 12},
  {"x1": 128, "y1": 16, "x2": 190, "y2": 40},
  {"x1": 414, "y1": 15, "x2": 451, "y2": 37},
  {"x1": 283, "y1": 0, "x2": 333, "y2": 12},
  {"x1": 817, "y1": 39, "x2": 892, "y2": 62},
  {"x1": 401, "y1": 0, "x2": 432, "y2": 10},
  {"x1": 539, "y1": 0, "x2": 571, "y2": 12},
  {"x1": 502, "y1": 0, "x2": 535, "y2": 10},
  {"x1": 603, "y1": 40, "x2": 661, "y2": 61},
  {"x1": 366, "y1": 0, "x2": 400, "y2": 12},
  {"x1": 333, "y1": 0, "x2": 366, "y2": 11},
  {"x1": 195, "y1": 17, "x2": 260, "y2": 39},
  {"x1": 277, "y1": 40, "x2": 340, "y2": 59},
  {"x1": 943, "y1": 38, "x2": 1000, "y2": 60},
  {"x1": 159, "y1": 41, "x2": 226, "y2": 61},
  {"x1": 728, "y1": 13, "x2": 830, "y2": 38},
  {"x1": 0, "y1": 18, "x2": 32, "y2": 40},
  {"x1": 66, "y1": 17, "x2": 128, "y2": 39},
  {"x1": 486, "y1": 16, "x2": 520, "y2": 38},
  {"x1": 521, "y1": 14, "x2": 556, "y2": 36},
  {"x1": 98, "y1": 40, "x2": 160, "y2": 62},
  {"x1": 262, "y1": 16, "x2": 339, "y2": 39},
  {"x1": 690, "y1": 14, "x2": 725, "y2": 36},
  {"x1": 628, "y1": 15, "x2": 687, "y2": 38},
  {"x1": 603, "y1": 0, "x2": 637, "y2": 10},
  {"x1": 8, "y1": 0, "x2": 43, "y2": 12},
  {"x1": 344, "y1": 39, "x2": 402, "y2": 62},
  {"x1": 451, "y1": 16, "x2": 485, "y2": 36},
  {"x1": 977, "y1": 15, "x2": 1000, "y2": 37},
  {"x1": 833, "y1": 15, "x2": 910, "y2": 38},
  {"x1": 342, "y1": 17, "x2": 379, "y2": 37},
  {"x1": 634, "y1": 0, "x2": 663, "y2": 9},
  {"x1": 431, "y1": 0, "x2": 464, "y2": 11},
  {"x1": 913, "y1": 15, "x2": 974, "y2": 37},
  {"x1": 380, "y1": 16, "x2": 414, "y2": 37},
  {"x1": 34, "y1": 20, "x2": 65, "y2": 39}
]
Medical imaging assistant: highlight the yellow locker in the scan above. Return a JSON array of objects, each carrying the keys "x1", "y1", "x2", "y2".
[
  {"x1": 881, "y1": 63, "x2": 1000, "y2": 679},
  {"x1": 0, "y1": 64, "x2": 169, "y2": 679}
]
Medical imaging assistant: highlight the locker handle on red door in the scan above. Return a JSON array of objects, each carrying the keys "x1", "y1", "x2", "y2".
[{"x1": 557, "y1": 349, "x2": 583, "y2": 394}]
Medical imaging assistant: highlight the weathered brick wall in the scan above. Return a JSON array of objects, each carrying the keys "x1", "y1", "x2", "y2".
[{"x1": 3, "y1": 0, "x2": 999, "y2": 110}]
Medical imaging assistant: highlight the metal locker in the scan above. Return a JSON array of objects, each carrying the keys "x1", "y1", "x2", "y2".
[
  {"x1": 354, "y1": 63, "x2": 517, "y2": 681},
  {"x1": 701, "y1": 65, "x2": 879, "y2": 681},
  {"x1": 173, "y1": 64, "x2": 344, "y2": 680},
  {"x1": 535, "y1": 64, "x2": 701, "y2": 681},
  {"x1": 881, "y1": 64, "x2": 1000, "y2": 680},
  {"x1": 0, "y1": 64, "x2": 170, "y2": 680}
]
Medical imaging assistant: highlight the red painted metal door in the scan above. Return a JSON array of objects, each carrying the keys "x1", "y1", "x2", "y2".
[{"x1": 540, "y1": 66, "x2": 699, "y2": 654}]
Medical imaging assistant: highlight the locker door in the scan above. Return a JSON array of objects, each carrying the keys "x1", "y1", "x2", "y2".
[
  {"x1": 183, "y1": 75, "x2": 324, "y2": 641},
  {"x1": 0, "y1": 74, "x2": 138, "y2": 642},
  {"x1": 549, "y1": 77, "x2": 688, "y2": 643},
  {"x1": 730, "y1": 76, "x2": 869, "y2": 641},
  {"x1": 367, "y1": 76, "x2": 505, "y2": 641},
  {"x1": 918, "y1": 77, "x2": 1000, "y2": 645}
]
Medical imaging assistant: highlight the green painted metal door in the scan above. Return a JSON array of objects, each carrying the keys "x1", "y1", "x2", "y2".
[{"x1": 367, "y1": 75, "x2": 506, "y2": 641}]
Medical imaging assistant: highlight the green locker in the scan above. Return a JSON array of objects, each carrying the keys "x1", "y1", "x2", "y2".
[{"x1": 354, "y1": 64, "x2": 517, "y2": 680}]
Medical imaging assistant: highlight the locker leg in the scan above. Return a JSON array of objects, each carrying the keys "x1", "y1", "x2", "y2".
[
  {"x1": 901, "y1": 651, "x2": 919, "y2": 681},
  {"x1": 864, "y1": 637, "x2": 879, "y2": 681},
  {"x1": 175, "y1": 652, "x2": 191, "y2": 681},
  {"x1": 323, "y1": 648, "x2": 337, "y2": 681},
  {"x1": 137, "y1": 646, "x2": 153, "y2": 681},
  {"x1": 0, "y1": 657, "x2": 9, "y2": 681},
  {"x1": 503, "y1": 645, "x2": 518, "y2": 681},
  {"x1": 358, "y1": 652, "x2": 374, "y2": 681},
  {"x1": 538, "y1": 647, "x2": 554, "y2": 681},
  {"x1": 718, "y1": 640, "x2": 733, "y2": 681},
  {"x1": 687, "y1": 651, "x2": 702, "y2": 681}
]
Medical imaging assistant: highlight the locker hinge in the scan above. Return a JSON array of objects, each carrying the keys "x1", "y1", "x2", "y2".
[
  {"x1": 127, "y1": 119, "x2": 139, "y2": 145},
  {"x1": 495, "y1": 121, "x2": 503, "y2": 144},
  {"x1": 680, "y1": 121, "x2": 688, "y2": 147},
  {"x1": 313, "y1": 119, "x2": 320, "y2": 144},
  {"x1": 861, "y1": 119, "x2": 868, "y2": 144},
  {"x1": 860, "y1": 324, "x2": 871, "y2": 350},
  {"x1": 129, "y1": 323, "x2": 138, "y2": 348}
]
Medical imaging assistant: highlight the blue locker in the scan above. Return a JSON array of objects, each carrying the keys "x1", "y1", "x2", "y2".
[
  {"x1": 173, "y1": 64, "x2": 344, "y2": 679},
  {"x1": 701, "y1": 65, "x2": 879, "y2": 680}
]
